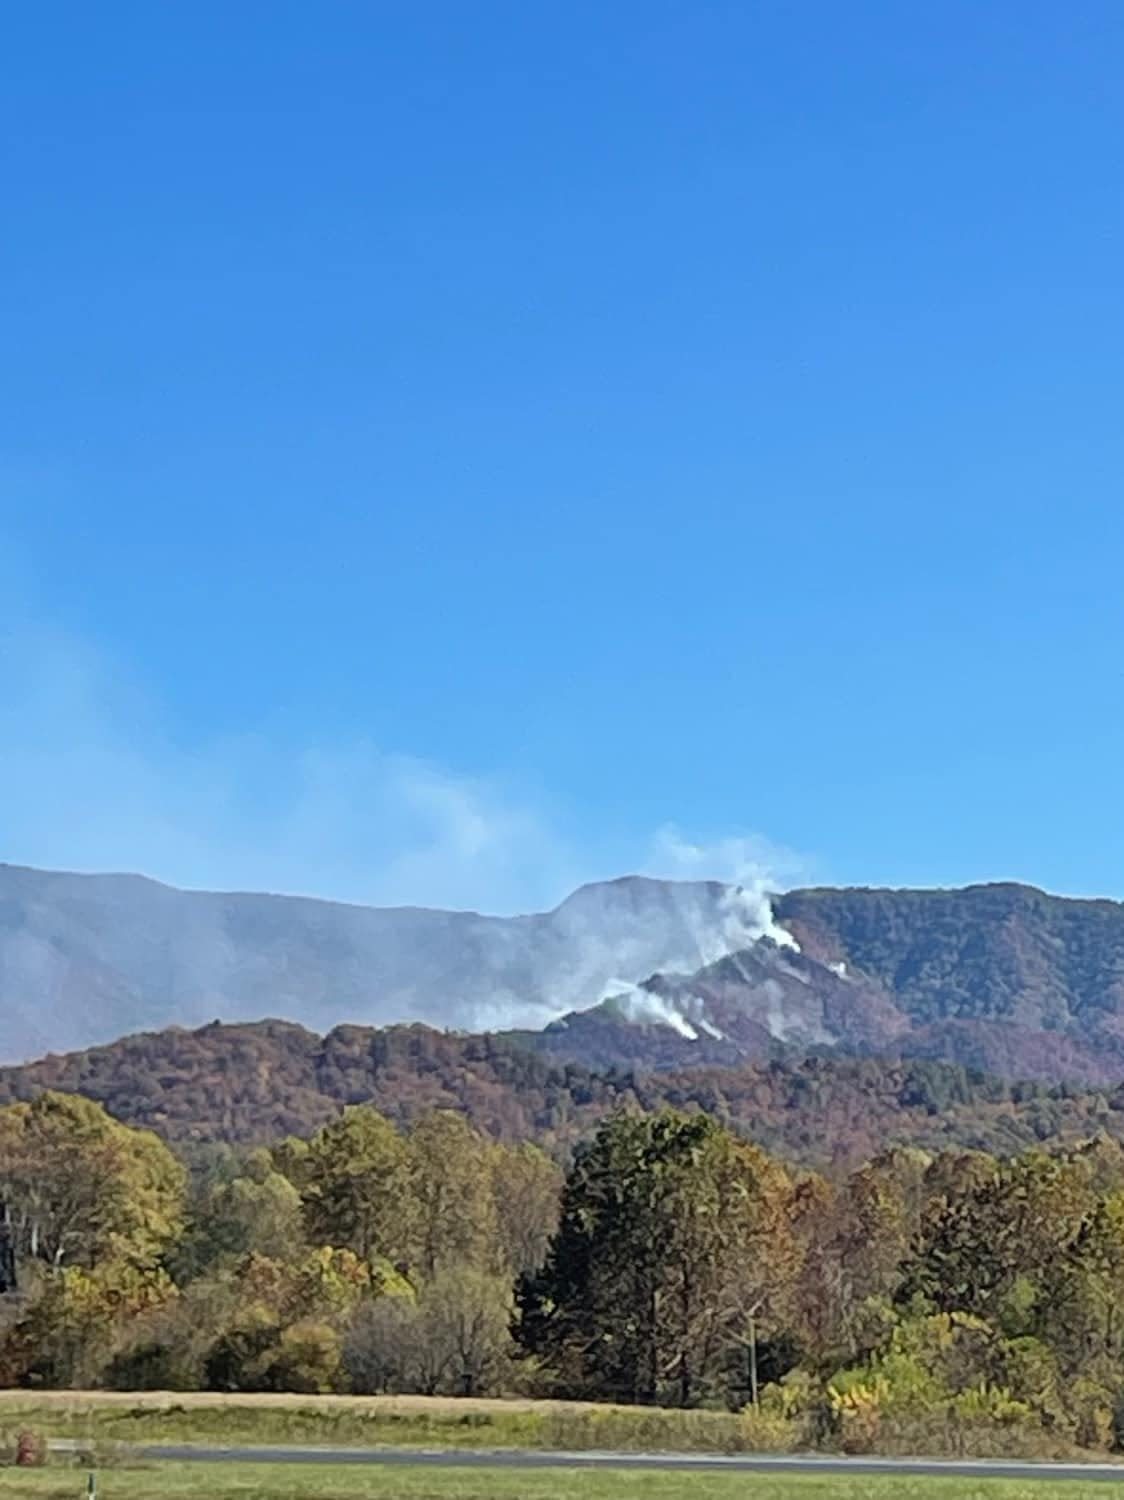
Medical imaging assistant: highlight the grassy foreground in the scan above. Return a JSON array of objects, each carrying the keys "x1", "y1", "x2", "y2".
[
  {"x1": 0, "y1": 1467, "x2": 1122, "y2": 1500},
  {"x1": 0, "y1": 1390, "x2": 1111, "y2": 1464},
  {"x1": 0, "y1": 1392, "x2": 757, "y2": 1453}
]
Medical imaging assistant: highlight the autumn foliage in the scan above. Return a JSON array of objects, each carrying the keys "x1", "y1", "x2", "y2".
[{"x1": 4, "y1": 1089, "x2": 1124, "y2": 1458}]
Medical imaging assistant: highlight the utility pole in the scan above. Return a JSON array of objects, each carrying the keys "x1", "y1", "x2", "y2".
[
  {"x1": 0, "y1": 1202, "x2": 16, "y2": 1295},
  {"x1": 747, "y1": 1297, "x2": 763, "y2": 1410}
]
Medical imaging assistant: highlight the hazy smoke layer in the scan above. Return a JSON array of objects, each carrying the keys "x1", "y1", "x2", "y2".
[
  {"x1": 0, "y1": 614, "x2": 808, "y2": 1056},
  {"x1": 1, "y1": 621, "x2": 806, "y2": 920},
  {"x1": 0, "y1": 865, "x2": 803, "y2": 1061},
  {"x1": 593, "y1": 871, "x2": 801, "y2": 1037}
]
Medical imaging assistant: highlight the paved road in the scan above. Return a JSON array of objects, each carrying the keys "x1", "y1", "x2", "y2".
[{"x1": 59, "y1": 1442, "x2": 1124, "y2": 1482}]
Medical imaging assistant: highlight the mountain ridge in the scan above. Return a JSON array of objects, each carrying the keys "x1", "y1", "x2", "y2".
[
  {"x1": 5, "y1": 861, "x2": 1124, "y2": 1084},
  {"x1": 3, "y1": 1013, "x2": 1124, "y2": 1172},
  {"x1": 0, "y1": 862, "x2": 762, "y2": 1060},
  {"x1": 0, "y1": 859, "x2": 729, "y2": 915}
]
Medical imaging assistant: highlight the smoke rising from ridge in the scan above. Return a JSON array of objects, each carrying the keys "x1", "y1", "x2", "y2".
[
  {"x1": 0, "y1": 619, "x2": 808, "y2": 920},
  {"x1": 575, "y1": 831, "x2": 806, "y2": 1038},
  {"x1": 648, "y1": 827, "x2": 800, "y2": 946},
  {"x1": 0, "y1": 614, "x2": 812, "y2": 1053},
  {"x1": 605, "y1": 981, "x2": 702, "y2": 1039}
]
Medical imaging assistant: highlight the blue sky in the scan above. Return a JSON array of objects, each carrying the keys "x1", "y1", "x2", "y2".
[{"x1": 2, "y1": 1, "x2": 1122, "y2": 910}]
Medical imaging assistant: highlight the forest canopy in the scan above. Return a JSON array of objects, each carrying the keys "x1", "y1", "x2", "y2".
[
  {"x1": 1, "y1": 1018, "x2": 1120, "y2": 1170},
  {"x1": 4, "y1": 1089, "x2": 1124, "y2": 1459}
]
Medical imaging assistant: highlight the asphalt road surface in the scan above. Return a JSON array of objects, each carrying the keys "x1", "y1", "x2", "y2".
[{"x1": 71, "y1": 1443, "x2": 1124, "y2": 1482}]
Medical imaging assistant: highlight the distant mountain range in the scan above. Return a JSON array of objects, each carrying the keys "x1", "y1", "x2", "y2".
[
  {"x1": 0, "y1": 863, "x2": 756, "y2": 1061},
  {"x1": 3, "y1": 862, "x2": 1124, "y2": 1086},
  {"x1": 537, "y1": 884, "x2": 1124, "y2": 1084}
]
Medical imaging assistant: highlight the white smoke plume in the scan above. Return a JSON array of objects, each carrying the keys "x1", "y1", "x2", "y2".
[
  {"x1": 0, "y1": 621, "x2": 809, "y2": 923},
  {"x1": 592, "y1": 827, "x2": 810, "y2": 1042},
  {"x1": 0, "y1": 608, "x2": 813, "y2": 1050},
  {"x1": 645, "y1": 826, "x2": 802, "y2": 954},
  {"x1": 603, "y1": 980, "x2": 701, "y2": 1040}
]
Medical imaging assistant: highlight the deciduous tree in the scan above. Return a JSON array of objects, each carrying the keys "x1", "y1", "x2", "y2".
[{"x1": 301, "y1": 1107, "x2": 411, "y2": 1265}]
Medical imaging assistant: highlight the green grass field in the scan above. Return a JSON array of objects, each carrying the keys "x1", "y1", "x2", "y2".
[
  {"x1": 0, "y1": 1393, "x2": 755, "y2": 1454},
  {"x1": 0, "y1": 1466, "x2": 1122, "y2": 1500},
  {"x1": 1, "y1": 1389, "x2": 1118, "y2": 1499}
]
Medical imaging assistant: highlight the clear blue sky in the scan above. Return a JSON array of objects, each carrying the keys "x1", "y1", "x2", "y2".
[{"x1": 2, "y1": 1, "x2": 1122, "y2": 909}]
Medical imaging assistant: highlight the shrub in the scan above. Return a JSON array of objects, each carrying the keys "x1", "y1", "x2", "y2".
[
  {"x1": 739, "y1": 1404, "x2": 800, "y2": 1452},
  {"x1": 15, "y1": 1429, "x2": 47, "y2": 1467},
  {"x1": 343, "y1": 1294, "x2": 419, "y2": 1394},
  {"x1": 261, "y1": 1320, "x2": 342, "y2": 1393}
]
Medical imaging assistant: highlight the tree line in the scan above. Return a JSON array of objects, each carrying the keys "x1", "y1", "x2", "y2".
[
  {"x1": 7, "y1": 1019, "x2": 1124, "y2": 1171},
  {"x1": 6, "y1": 1090, "x2": 1124, "y2": 1454}
]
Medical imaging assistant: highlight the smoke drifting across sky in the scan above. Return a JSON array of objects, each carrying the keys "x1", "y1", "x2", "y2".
[{"x1": 0, "y1": 616, "x2": 809, "y2": 915}]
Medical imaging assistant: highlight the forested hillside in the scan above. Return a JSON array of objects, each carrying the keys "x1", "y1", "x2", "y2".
[
  {"x1": 778, "y1": 883, "x2": 1124, "y2": 1025},
  {"x1": 3, "y1": 1017, "x2": 1124, "y2": 1169},
  {"x1": 542, "y1": 883, "x2": 1124, "y2": 1084},
  {"x1": 8, "y1": 863, "x2": 1124, "y2": 1087}
]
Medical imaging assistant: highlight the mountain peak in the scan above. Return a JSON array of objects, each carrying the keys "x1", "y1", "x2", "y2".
[
  {"x1": 6, "y1": 861, "x2": 1124, "y2": 1087},
  {"x1": 0, "y1": 863, "x2": 745, "y2": 1061}
]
